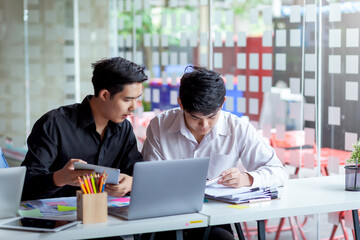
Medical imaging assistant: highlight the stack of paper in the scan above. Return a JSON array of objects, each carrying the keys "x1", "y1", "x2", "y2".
[{"x1": 205, "y1": 184, "x2": 278, "y2": 204}]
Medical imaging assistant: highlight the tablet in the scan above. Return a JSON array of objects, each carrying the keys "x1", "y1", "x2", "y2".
[
  {"x1": 0, "y1": 217, "x2": 80, "y2": 232},
  {"x1": 73, "y1": 162, "x2": 120, "y2": 184}
]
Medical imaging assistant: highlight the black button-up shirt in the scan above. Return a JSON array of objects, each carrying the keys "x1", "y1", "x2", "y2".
[{"x1": 21, "y1": 95, "x2": 143, "y2": 200}]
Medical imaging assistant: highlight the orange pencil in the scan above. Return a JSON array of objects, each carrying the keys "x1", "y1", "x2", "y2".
[
  {"x1": 83, "y1": 175, "x2": 91, "y2": 194},
  {"x1": 98, "y1": 170, "x2": 105, "y2": 191},
  {"x1": 99, "y1": 176, "x2": 104, "y2": 193},
  {"x1": 78, "y1": 176, "x2": 87, "y2": 194}
]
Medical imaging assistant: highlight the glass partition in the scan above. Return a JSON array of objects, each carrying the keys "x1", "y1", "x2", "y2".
[{"x1": 0, "y1": 0, "x2": 359, "y2": 237}]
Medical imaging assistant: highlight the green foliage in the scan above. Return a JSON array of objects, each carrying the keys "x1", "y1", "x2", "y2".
[{"x1": 347, "y1": 139, "x2": 360, "y2": 165}]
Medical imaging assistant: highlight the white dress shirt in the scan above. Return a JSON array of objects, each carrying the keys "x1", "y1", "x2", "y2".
[{"x1": 142, "y1": 108, "x2": 288, "y2": 187}]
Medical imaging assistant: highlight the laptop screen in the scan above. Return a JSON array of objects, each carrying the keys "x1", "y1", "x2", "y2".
[{"x1": 0, "y1": 166, "x2": 26, "y2": 218}]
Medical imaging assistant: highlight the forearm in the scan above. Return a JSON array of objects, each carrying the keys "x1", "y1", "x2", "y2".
[{"x1": 22, "y1": 171, "x2": 61, "y2": 200}]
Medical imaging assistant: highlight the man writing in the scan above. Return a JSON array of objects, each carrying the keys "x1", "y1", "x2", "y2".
[
  {"x1": 142, "y1": 66, "x2": 288, "y2": 240},
  {"x1": 21, "y1": 57, "x2": 147, "y2": 200}
]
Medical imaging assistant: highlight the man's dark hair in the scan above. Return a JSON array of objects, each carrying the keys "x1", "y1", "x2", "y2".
[
  {"x1": 179, "y1": 66, "x2": 226, "y2": 115},
  {"x1": 91, "y1": 57, "x2": 148, "y2": 97}
]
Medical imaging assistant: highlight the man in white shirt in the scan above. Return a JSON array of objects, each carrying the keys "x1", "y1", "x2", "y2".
[{"x1": 141, "y1": 66, "x2": 288, "y2": 240}]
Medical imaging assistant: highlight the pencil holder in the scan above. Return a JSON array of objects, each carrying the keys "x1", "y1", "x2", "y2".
[{"x1": 76, "y1": 190, "x2": 108, "y2": 224}]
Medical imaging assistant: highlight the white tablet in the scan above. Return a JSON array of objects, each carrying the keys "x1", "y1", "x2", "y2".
[
  {"x1": 0, "y1": 217, "x2": 80, "y2": 232},
  {"x1": 73, "y1": 162, "x2": 120, "y2": 184}
]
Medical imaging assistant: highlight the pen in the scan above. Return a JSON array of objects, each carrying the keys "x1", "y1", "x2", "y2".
[{"x1": 206, "y1": 176, "x2": 221, "y2": 186}]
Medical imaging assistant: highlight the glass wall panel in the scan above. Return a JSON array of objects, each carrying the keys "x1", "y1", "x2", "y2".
[
  {"x1": 1, "y1": 0, "x2": 359, "y2": 237},
  {"x1": 0, "y1": 0, "x2": 27, "y2": 159}
]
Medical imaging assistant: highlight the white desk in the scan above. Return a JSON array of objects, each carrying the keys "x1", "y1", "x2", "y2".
[
  {"x1": 0, "y1": 213, "x2": 208, "y2": 240},
  {"x1": 200, "y1": 175, "x2": 360, "y2": 240}
]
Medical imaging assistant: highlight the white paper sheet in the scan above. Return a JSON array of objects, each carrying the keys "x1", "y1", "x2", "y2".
[
  {"x1": 276, "y1": 29, "x2": 286, "y2": 47},
  {"x1": 328, "y1": 55, "x2": 341, "y2": 74},
  {"x1": 304, "y1": 127, "x2": 315, "y2": 146},
  {"x1": 225, "y1": 96, "x2": 234, "y2": 112},
  {"x1": 329, "y1": 3, "x2": 341, "y2": 22},
  {"x1": 249, "y1": 76, "x2": 259, "y2": 92},
  {"x1": 249, "y1": 98, "x2": 259, "y2": 115},
  {"x1": 345, "y1": 132, "x2": 358, "y2": 151},
  {"x1": 237, "y1": 97, "x2": 246, "y2": 113},
  {"x1": 346, "y1": 55, "x2": 359, "y2": 74},
  {"x1": 237, "y1": 53, "x2": 246, "y2": 69},
  {"x1": 304, "y1": 78, "x2": 315, "y2": 97},
  {"x1": 262, "y1": 76, "x2": 272, "y2": 92},
  {"x1": 237, "y1": 75, "x2": 246, "y2": 91},
  {"x1": 328, "y1": 106, "x2": 341, "y2": 126},
  {"x1": 262, "y1": 53, "x2": 272, "y2": 70},
  {"x1": 305, "y1": 54, "x2": 316, "y2": 72},
  {"x1": 152, "y1": 89, "x2": 160, "y2": 103},
  {"x1": 345, "y1": 81, "x2": 358, "y2": 101},
  {"x1": 290, "y1": 77, "x2": 300, "y2": 94},
  {"x1": 225, "y1": 74, "x2": 234, "y2": 90},
  {"x1": 214, "y1": 53, "x2": 223, "y2": 69},
  {"x1": 262, "y1": 30, "x2": 272, "y2": 47},
  {"x1": 249, "y1": 53, "x2": 259, "y2": 70},
  {"x1": 237, "y1": 31, "x2": 246, "y2": 47},
  {"x1": 225, "y1": 32, "x2": 234, "y2": 47},
  {"x1": 346, "y1": 28, "x2": 359, "y2": 47},
  {"x1": 304, "y1": 103, "x2": 315, "y2": 122}
]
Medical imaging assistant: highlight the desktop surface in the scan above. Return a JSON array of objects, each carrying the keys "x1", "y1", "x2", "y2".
[
  {"x1": 0, "y1": 212, "x2": 207, "y2": 240},
  {"x1": 201, "y1": 175, "x2": 360, "y2": 225}
]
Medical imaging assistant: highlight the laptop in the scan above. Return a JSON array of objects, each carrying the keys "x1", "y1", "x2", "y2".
[
  {"x1": 108, "y1": 157, "x2": 210, "y2": 220},
  {"x1": 0, "y1": 166, "x2": 26, "y2": 218}
]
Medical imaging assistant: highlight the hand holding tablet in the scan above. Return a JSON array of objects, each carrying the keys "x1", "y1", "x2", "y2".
[{"x1": 73, "y1": 162, "x2": 120, "y2": 185}]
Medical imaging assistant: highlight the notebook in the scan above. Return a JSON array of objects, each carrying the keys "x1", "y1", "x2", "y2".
[
  {"x1": 108, "y1": 157, "x2": 210, "y2": 220},
  {"x1": 0, "y1": 166, "x2": 26, "y2": 218}
]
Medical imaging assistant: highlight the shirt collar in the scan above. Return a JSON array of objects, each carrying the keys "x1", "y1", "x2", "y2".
[
  {"x1": 79, "y1": 95, "x2": 95, "y2": 129},
  {"x1": 212, "y1": 111, "x2": 231, "y2": 136},
  {"x1": 78, "y1": 95, "x2": 121, "y2": 133},
  {"x1": 168, "y1": 108, "x2": 184, "y2": 133},
  {"x1": 168, "y1": 109, "x2": 231, "y2": 137}
]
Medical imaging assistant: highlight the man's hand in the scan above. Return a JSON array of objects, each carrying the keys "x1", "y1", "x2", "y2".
[
  {"x1": 105, "y1": 173, "x2": 133, "y2": 197},
  {"x1": 53, "y1": 159, "x2": 94, "y2": 187},
  {"x1": 217, "y1": 167, "x2": 254, "y2": 188}
]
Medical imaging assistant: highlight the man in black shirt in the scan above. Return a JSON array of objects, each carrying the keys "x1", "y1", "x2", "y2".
[{"x1": 21, "y1": 57, "x2": 147, "y2": 200}]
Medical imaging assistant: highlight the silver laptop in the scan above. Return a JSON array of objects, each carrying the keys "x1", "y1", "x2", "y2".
[
  {"x1": 0, "y1": 166, "x2": 26, "y2": 218},
  {"x1": 108, "y1": 157, "x2": 210, "y2": 220}
]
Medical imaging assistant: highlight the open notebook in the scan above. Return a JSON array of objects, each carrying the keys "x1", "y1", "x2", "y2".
[{"x1": 108, "y1": 157, "x2": 210, "y2": 220}]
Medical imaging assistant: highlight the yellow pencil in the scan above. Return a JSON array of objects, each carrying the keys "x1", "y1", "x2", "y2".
[
  {"x1": 83, "y1": 175, "x2": 91, "y2": 194},
  {"x1": 78, "y1": 176, "x2": 87, "y2": 194}
]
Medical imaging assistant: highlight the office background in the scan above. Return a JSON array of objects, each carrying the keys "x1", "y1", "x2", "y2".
[{"x1": 0, "y1": 0, "x2": 359, "y2": 237}]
